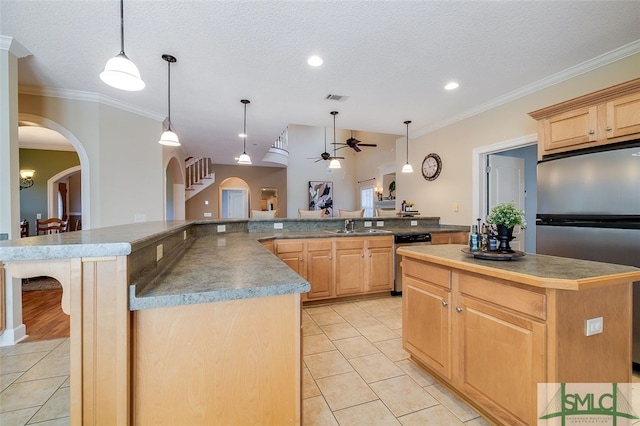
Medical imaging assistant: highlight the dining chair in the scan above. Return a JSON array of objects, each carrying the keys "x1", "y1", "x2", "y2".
[
  {"x1": 36, "y1": 218, "x2": 68, "y2": 235},
  {"x1": 338, "y1": 209, "x2": 364, "y2": 218},
  {"x1": 298, "y1": 209, "x2": 326, "y2": 218}
]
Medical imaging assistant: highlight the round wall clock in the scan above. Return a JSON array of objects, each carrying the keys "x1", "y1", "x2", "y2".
[{"x1": 421, "y1": 153, "x2": 442, "y2": 181}]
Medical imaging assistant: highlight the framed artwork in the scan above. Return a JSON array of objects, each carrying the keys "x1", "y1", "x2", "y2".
[{"x1": 309, "y1": 181, "x2": 333, "y2": 216}]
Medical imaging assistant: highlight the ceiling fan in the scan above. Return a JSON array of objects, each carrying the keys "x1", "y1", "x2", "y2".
[
  {"x1": 307, "y1": 121, "x2": 344, "y2": 163},
  {"x1": 333, "y1": 130, "x2": 377, "y2": 153}
]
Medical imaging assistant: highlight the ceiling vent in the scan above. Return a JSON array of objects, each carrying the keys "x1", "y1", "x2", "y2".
[{"x1": 325, "y1": 94, "x2": 349, "y2": 102}]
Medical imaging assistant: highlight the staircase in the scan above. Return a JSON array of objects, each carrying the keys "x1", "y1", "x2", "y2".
[{"x1": 185, "y1": 157, "x2": 215, "y2": 200}]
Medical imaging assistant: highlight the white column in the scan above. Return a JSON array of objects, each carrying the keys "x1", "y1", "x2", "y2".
[{"x1": 0, "y1": 36, "x2": 32, "y2": 346}]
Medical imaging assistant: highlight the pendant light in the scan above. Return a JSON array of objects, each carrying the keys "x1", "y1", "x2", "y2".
[
  {"x1": 99, "y1": 0, "x2": 145, "y2": 91},
  {"x1": 158, "y1": 54, "x2": 180, "y2": 146},
  {"x1": 237, "y1": 99, "x2": 252, "y2": 165},
  {"x1": 328, "y1": 111, "x2": 341, "y2": 169},
  {"x1": 401, "y1": 120, "x2": 414, "y2": 173}
]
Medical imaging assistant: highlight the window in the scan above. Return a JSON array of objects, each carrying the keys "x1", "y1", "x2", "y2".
[{"x1": 360, "y1": 187, "x2": 374, "y2": 217}]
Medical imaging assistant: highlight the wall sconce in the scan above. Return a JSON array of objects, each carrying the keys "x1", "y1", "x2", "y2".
[
  {"x1": 374, "y1": 186, "x2": 383, "y2": 201},
  {"x1": 20, "y1": 169, "x2": 35, "y2": 190}
]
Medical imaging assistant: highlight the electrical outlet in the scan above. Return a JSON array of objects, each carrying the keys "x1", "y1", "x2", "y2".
[
  {"x1": 274, "y1": 222, "x2": 283, "y2": 229},
  {"x1": 411, "y1": 220, "x2": 418, "y2": 226},
  {"x1": 204, "y1": 200, "x2": 209, "y2": 205},
  {"x1": 217, "y1": 224, "x2": 226, "y2": 233},
  {"x1": 156, "y1": 244, "x2": 163, "y2": 261},
  {"x1": 204, "y1": 212, "x2": 212, "y2": 217},
  {"x1": 134, "y1": 213, "x2": 146, "y2": 222},
  {"x1": 183, "y1": 230, "x2": 187, "y2": 240},
  {"x1": 585, "y1": 317, "x2": 603, "y2": 336},
  {"x1": 376, "y1": 221, "x2": 384, "y2": 227},
  {"x1": 364, "y1": 221, "x2": 372, "y2": 227},
  {"x1": 453, "y1": 203, "x2": 459, "y2": 212}
]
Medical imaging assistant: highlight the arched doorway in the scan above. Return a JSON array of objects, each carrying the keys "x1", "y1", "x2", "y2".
[
  {"x1": 219, "y1": 177, "x2": 250, "y2": 219},
  {"x1": 164, "y1": 154, "x2": 185, "y2": 220},
  {"x1": 48, "y1": 165, "x2": 82, "y2": 231}
]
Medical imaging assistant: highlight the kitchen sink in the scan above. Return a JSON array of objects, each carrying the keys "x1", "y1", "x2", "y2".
[{"x1": 324, "y1": 229, "x2": 392, "y2": 234}]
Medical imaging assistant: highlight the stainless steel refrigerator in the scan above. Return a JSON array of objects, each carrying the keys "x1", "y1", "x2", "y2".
[{"x1": 536, "y1": 142, "x2": 640, "y2": 371}]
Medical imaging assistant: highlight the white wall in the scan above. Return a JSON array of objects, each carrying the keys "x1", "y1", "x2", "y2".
[
  {"x1": 397, "y1": 53, "x2": 640, "y2": 226},
  {"x1": 19, "y1": 94, "x2": 164, "y2": 228}
]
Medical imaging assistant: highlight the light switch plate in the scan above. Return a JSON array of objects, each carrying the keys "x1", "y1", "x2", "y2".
[
  {"x1": 585, "y1": 317, "x2": 603, "y2": 336},
  {"x1": 217, "y1": 224, "x2": 226, "y2": 232}
]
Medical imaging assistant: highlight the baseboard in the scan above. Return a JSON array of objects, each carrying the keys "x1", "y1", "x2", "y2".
[{"x1": 0, "y1": 323, "x2": 27, "y2": 346}]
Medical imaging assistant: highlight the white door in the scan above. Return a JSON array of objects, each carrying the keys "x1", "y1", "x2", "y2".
[
  {"x1": 222, "y1": 189, "x2": 248, "y2": 219},
  {"x1": 488, "y1": 155, "x2": 525, "y2": 251}
]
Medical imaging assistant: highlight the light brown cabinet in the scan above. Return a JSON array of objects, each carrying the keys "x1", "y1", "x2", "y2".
[
  {"x1": 530, "y1": 78, "x2": 640, "y2": 159},
  {"x1": 401, "y1": 255, "x2": 631, "y2": 425},
  {"x1": 430, "y1": 231, "x2": 468, "y2": 245},
  {"x1": 276, "y1": 235, "x2": 393, "y2": 302}
]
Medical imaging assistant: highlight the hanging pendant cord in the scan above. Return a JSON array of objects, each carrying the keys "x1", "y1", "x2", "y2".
[
  {"x1": 119, "y1": 0, "x2": 125, "y2": 54},
  {"x1": 243, "y1": 102, "x2": 247, "y2": 153},
  {"x1": 167, "y1": 60, "x2": 172, "y2": 131},
  {"x1": 404, "y1": 120, "x2": 411, "y2": 162}
]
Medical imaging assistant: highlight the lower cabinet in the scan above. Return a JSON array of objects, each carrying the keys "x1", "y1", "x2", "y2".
[
  {"x1": 276, "y1": 236, "x2": 393, "y2": 302},
  {"x1": 402, "y1": 257, "x2": 546, "y2": 425}
]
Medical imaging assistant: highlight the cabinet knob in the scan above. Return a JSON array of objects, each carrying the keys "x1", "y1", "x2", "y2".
[
  {"x1": 361, "y1": 254, "x2": 365, "y2": 258},
  {"x1": 588, "y1": 130, "x2": 595, "y2": 135},
  {"x1": 455, "y1": 306, "x2": 463, "y2": 313},
  {"x1": 299, "y1": 258, "x2": 303, "y2": 262},
  {"x1": 441, "y1": 300, "x2": 448, "y2": 307},
  {"x1": 606, "y1": 127, "x2": 612, "y2": 131}
]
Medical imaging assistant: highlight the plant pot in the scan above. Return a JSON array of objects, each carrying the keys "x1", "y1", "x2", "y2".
[{"x1": 495, "y1": 225, "x2": 515, "y2": 253}]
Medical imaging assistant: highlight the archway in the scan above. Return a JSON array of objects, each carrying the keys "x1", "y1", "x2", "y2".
[
  {"x1": 164, "y1": 154, "x2": 185, "y2": 220},
  {"x1": 219, "y1": 177, "x2": 250, "y2": 219},
  {"x1": 48, "y1": 165, "x2": 82, "y2": 230}
]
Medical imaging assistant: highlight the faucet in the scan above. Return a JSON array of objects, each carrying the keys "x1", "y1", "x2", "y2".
[{"x1": 344, "y1": 219, "x2": 354, "y2": 232}]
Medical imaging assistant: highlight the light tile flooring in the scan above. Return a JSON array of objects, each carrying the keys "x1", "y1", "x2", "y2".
[{"x1": 1, "y1": 296, "x2": 639, "y2": 425}]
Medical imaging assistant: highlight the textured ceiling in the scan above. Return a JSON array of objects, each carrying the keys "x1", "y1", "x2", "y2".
[{"x1": 2, "y1": 1, "x2": 640, "y2": 166}]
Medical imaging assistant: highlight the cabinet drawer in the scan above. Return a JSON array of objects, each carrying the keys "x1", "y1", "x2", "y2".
[
  {"x1": 335, "y1": 238, "x2": 365, "y2": 250},
  {"x1": 307, "y1": 239, "x2": 332, "y2": 251},
  {"x1": 402, "y1": 259, "x2": 450, "y2": 289},
  {"x1": 458, "y1": 273, "x2": 546, "y2": 320},
  {"x1": 275, "y1": 240, "x2": 304, "y2": 254},
  {"x1": 366, "y1": 236, "x2": 393, "y2": 248}
]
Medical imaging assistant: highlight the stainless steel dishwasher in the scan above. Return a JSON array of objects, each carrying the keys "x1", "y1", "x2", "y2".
[{"x1": 392, "y1": 232, "x2": 431, "y2": 296}]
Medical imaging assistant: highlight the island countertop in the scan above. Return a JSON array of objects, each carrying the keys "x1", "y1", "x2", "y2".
[{"x1": 397, "y1": 244, "x2": 640, "y2": 290}]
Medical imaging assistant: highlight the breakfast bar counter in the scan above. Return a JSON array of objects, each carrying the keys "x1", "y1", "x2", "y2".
[{"x1": 396, "y1": 244, "x2": 640, "y2": 425}]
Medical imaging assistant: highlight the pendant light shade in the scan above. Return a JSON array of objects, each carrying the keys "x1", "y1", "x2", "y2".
[
  {"x1": 402, "y1": 120, "x2": 413, "y2": 173},
  {"x1": 100, "y1": 0, "x2": 145, "y2": 91},
  {"x1": 329, "y1": 111, "x2": 341, "y2": 169},
  {"x1": 158, "y1": 54, "x2": 180, "y2": 146},
  {"x1": 238, "y1": 100, "x2": 252, "y2": 165}
]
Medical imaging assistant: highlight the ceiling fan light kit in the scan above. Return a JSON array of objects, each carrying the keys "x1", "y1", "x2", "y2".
[
  {"x1": 158, "y1": 54, "x2": 180, "y2": 146},
  {"x1": 237, "y1": 99, "x2": 252, "y2": 165},
  {"x1": 100, "y1": 0, "x2": 145, "y2": 91},
  {"x1": 402, "y1": 120, "x2": 413, "y2": 173}
]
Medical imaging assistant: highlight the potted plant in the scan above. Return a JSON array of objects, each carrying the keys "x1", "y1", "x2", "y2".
[{"x1": 485, "y1": 202, "x2": 526, "y2": 252}]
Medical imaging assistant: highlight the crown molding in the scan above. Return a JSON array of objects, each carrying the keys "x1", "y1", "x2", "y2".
[
  {"x1": 18, "y1": 85, "x2": 166, "y2": 122},
  {"x1": 415, "y1": 39, "x2": 640, "y2": 138},
  {"x1": 0, "y1": 35, "x2": 32, "y2": 58}
]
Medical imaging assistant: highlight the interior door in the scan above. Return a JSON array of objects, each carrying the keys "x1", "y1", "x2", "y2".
[
  {"x1": 221, "y1": 189, "x2": 248, "y2": 219},
  {"x1": 488, "y1": 155, "x2": 525, "y2": 251}
]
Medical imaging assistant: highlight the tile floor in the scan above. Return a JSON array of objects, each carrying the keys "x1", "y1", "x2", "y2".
[{"x1": 1, "y1": 296, "x2": 639, "y2": 425}]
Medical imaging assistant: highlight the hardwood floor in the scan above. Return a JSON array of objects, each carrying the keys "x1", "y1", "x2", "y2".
[{"x1": 21, "y1": 288, "x2": 70, "y2": 341}]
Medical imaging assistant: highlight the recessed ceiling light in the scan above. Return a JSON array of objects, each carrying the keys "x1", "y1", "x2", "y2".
[
  {"x1": 239, "y1": 133, "x2": 247, "y2": 138},
  {"x1": 308, "y1": 55, "x2": 323, "y2": 67},
  {"x1": 444, "y1": 81, "x2": 459, "y2": 90}
]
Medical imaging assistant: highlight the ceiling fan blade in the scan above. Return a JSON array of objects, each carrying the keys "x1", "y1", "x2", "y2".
[
  {"x1": 335, "y1": 145, "x2": 349, "y2": 151},
  {"x1": 352, "y1": 145, "x2": 362, "y2": 152},
  {"x1": 357, "y1": 143, "x2": 378, "y2": 147}
]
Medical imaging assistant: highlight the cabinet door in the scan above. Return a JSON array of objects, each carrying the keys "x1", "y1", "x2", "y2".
[
  {"x1": 606, "y1": 92, "x2": 640, "y2": 139},
  {"x1": 275, "y1": 240, "x2": 305, "y2": 277},
  {"x1": 335, "y1": 238, "x2": 365, "y2": 296},
  {"x1": 366, "y1": 239, "x2": 393, "y2": 293},
  {"x1": 403, "y1": 276, "x2": 452, "y2": 379},
  {"x1": 544, "y1": 106, "x2": 597, "y2": 151},
  {"x1": 306, "y1": 240, "x2": 334, "y2": 300},
  {"x1": 455, "y1": 296, "x2": 545, "y2": 426}
]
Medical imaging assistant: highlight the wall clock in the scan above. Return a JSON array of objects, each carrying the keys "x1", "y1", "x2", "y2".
[{"x1": 421, "y1": 153, "x2": 442, "y2": 181}]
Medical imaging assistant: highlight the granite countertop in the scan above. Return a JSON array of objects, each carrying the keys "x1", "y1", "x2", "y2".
[
  {"x1": 397, "y1": 244, "x2": 640, "y2": 291},
  {"x1": 129, "y1": 233, "x2": 310, "y2": 311}
]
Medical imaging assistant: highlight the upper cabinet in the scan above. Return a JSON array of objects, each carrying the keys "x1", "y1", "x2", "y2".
[{"x1": 529, "y1": 78, "x2": 640, "y2": 159}]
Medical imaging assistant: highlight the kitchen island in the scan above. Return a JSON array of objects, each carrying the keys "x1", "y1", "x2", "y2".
[{"x1": 397, "y1": 244, "x2": 640, "y2": 425}]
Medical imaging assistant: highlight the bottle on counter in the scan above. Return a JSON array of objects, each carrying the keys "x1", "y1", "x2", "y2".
[
  {"x1": 480, "y1": 223, "x2": 489, "y2": 251},
  {"x1": 401, "y1": 200, "x2": 406, "y2": 212},
  {"x1": 469, "y1": 224, "x2": 480, "y2": 252}
]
